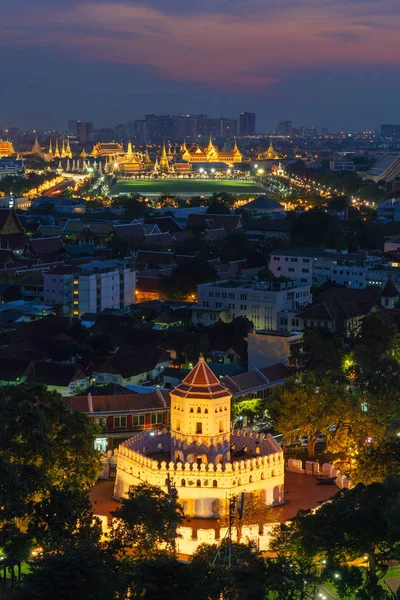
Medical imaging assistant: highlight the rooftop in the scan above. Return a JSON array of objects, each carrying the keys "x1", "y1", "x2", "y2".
[{"x1": 172, "y1": 356, "x2": 230, "y2": 400}]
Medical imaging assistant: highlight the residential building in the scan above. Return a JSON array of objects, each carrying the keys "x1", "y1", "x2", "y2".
[
  {"x1": 239, "y1": 112, "x2": 256, "y2": 136},
  {"x1": 192, "y1": 279, "x2": 311, "y2": 329},
  {"x1": 246, "y1": 330, "x2": 303, "y2": 370},
  {"x1": 377, "y1": 198, "x2": 400, "y2": 222},
  {"x1": 43, "y1": 259, "x2": 136, "y2": 317},
  {"x1": 279, "y1": 287, "x2": 381, "y2": 337},
  {"x1": 64, "y1": 389, "x2": 170, "y2": 451},
  {"x1": 269, "y1": 248, "x2": 372, "y2": 288}
]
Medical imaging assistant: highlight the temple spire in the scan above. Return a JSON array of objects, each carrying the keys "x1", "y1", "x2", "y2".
[
  {"x1": 48, "y1": 137, "x2": 53, "y2": 155},
  {"x1": 54, "y1": 138, "x2": 60, "y2": 158},
  {"x1": 126, "y1": 141, "x2": 133, "y2": 160},
  {"x1": 160, "y1": 142, "x2": 169, "y2": 172},
  {"x1": 66, "y1": 137, "x2": 72, "y2": 159},
  {"x1": 61, "y1": 138, "x2": 66, "y2": 157}
]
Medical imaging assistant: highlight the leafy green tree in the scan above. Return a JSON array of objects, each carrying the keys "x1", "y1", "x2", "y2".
[
  {"x1": 300, "y1": 327, "x2": 344, "y2": 377},
  {"x1": 191, "y1": 541, "x2": 267, "y2": 600},
  {"x1": 126, "y1": 557, "x2": 197, "y2": 600},
  {"x1": 206, "y1": 200, "x2": 230, "y2": 214},
  {"x1": 28, "y1": 486, "x2": 102, "y2": 553},
  {"x1": 160, "y1": 259, "x2": 218, "y2": 300},
  {"x1": 269, "y1": 372, "x2": 344, "y2": 457},
  {"x1": 354, "y1": 437, "x2": 400, "y2": 485},
  {"x1": 109, "y1": 483, "x2": 184, "y2": 558},
  {"x1": 0, "y1": 384, "x2": 100, "y2": 551},
  {"x1": 270, "y1": 479, "x2": 400, "y2": 595},
  {"x1": 291, "y1": 210, "x2": 346, "y2": 249},
  {"x1": 21, "y1": 543, "x2": 119, "y2": 600}
]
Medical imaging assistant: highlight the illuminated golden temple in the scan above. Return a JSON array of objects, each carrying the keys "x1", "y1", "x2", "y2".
[
  {"x1": 181, "y1": 136, "x2": 242, "y2": 165},
  {"x1": 0, "y1": 141, "x2": 15, "y2": 158},
  {"x1": 257, "y1": 139, "x2": 280, "y2": 160}
]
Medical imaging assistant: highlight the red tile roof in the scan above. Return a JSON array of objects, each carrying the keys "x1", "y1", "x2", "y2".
[
  {"x1": 222, "y1": 363, "x2": 292, "y2": 396},
  {"x1": 172, "y1": 356, "x2": 230, "y2": 400},
  {"x1": 64, "y1": 390, "x2": 170, "y2": 413}
]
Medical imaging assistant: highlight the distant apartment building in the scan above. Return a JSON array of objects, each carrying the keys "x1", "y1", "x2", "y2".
[
  {"x1": 269, "y1": 248, "x2": 373, "y2": 289},
  {"x1": 192, "y1": 279, "x2": 311, "y2": 330},
  {"x1": 381, "y1": 124, "x2": 400, "y2": 141},
  {"x1": 239, "y1": 112, "x2": 256, "y2": 136},
  {"x1": 276, "y1": 120, "x2": 292, "y2": 136},
  {"x1": 43, "y1": 259, "x2": 136, "y2": 317},
  {"x1": 377, "y1": 198, "x2": 400, "y2": 222}
]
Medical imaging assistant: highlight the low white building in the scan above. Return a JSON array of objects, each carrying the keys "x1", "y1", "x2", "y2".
[
  {"x1": 192, "y1": 278, "x2": 311, "y2": 330},
  {"x1": 269, "y1": 248, "x2": 373, "y2": 288},
  {"x1": 43, "y1": 259, "x2": 136, "y2": 317}
]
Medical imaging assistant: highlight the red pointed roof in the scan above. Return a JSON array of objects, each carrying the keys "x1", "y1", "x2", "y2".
[{"x1": 172, "y1": 356, "x2": 230, "y2": 400}]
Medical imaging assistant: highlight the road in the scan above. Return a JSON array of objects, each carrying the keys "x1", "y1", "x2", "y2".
[{"x1": 46, "y1": 177, "x2": 76, "y2": 197}]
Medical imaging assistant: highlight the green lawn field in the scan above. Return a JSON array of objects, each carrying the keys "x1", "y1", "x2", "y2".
[{"x1": 112, "y1": 179, "x2": 263, "y2": 196}]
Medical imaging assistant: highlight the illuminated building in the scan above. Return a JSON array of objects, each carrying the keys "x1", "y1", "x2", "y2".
[
  {"x1": 114, "y1": 357, "x2": 285, "y2": 518},
  {"x1": 54, "y1": 138, "x2": 61, "y2": 158},
  {"x1": 92, "y1": 142, "x2": 124, "y2": 157},
  {"x1": 32, "y1": 138, "x2": 42, "y2": 156},
  {"x1": 181, "y1": 136, "x2": 242, "y2": 165},
  {"x1": 239, "y1": 112, "x2": 256, "y2": 136},
  {"x1": 0, "y1": 141, "x2": 15, "y2": 158},
  {"x1": 257, "y1": 139, "x2": 280, "y2": 160}
]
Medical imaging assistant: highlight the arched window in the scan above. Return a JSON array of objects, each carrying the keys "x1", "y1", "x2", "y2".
[
  {"x1": 213, "y1": 480, "x2": 218, "y2": 488},
  {"x1": 249, "y1": 475, "x2": 253, "y2": 483},
  {"x1": 196, "y1": 479, "x2": 201, "y2": 487},
  {"x1": 204, "y1": 408, "x2": 208, "y2": 414},
  {"x1": 181, "y1": 479, "x2": 186, "y2": 486},
  {"x1": 190, "y1": 408, "x2": 194, "y2": 413},
  {"x1": 197, "y1": 407, "x2": 201, "y2": 413}
]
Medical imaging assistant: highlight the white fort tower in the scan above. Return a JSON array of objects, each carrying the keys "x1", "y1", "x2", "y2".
[{"x1": 114, "y1": 357, "x2": 285, "y2": 518}]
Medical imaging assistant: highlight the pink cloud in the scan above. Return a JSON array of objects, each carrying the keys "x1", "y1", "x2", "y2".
[{"x1": 2, "y1": 1, "x2": 400, "y2": 89}]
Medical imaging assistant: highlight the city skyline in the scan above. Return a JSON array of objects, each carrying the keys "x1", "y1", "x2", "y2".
[{"x1": 2, "y1": 0, "x2": 400, "y2": 131}]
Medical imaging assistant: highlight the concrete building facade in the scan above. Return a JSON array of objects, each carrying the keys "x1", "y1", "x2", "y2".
[
  {"x1": 192, "y1": 279, "x2": 311, "y2": 330},
  {"x1": 43, "y1": 260, "x2": 136, "y2": 316}
]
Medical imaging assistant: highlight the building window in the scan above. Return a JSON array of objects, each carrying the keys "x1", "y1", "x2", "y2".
[
  {"x1": 196, "y1": 422, "x2": 202, "y2": 434},
  {"x1": 240, "y1": 293, "x2": 247, "y2": 300},
  {"x1": 114, "y1": 416, "x2": 127, "y2": 428},
  {"x1": 209, "y1": 292, "x2": 214, "y2": 298},
  {"x1": 133, "y1": 415, "x2": 145, "y2": 426},
  {"x1": 190, "y1": 408, "x2": 194, "y2": 413},
  {"x1": 219, "y1": 421, "x2": 223, "y2": 433},
  {"x1": 94, "y1": 417, "x2": 107, "y2": 428},
  {"x1": 240, "y1": 304, "x2": 247, "y2": 310},
  {"x1": 197, "y1": 407, "x2": 201, "y2": 413}
]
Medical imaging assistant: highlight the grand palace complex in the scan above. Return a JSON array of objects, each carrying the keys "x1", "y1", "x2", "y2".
[{"x1": 114, "y1": 357, "x2": 285, "y2": 518}]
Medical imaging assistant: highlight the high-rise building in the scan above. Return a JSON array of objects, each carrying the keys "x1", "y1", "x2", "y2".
[
  {"x1": 72, "y1": 120, "x2": 94, "y2": 143},
  {"x1": 43, "y1": 260, "x2": 136, "y2": 317},
  {"x1": 381, "y1": 124, "x2": 400, "y2": 140},
  {"x1": 220, "y1": 117, "x2": 237, "y2": 138},
  {"x1": 239, "y1": 112, "x2": 256, "y2": 136},
  {"x1": 276, "y1": 120, "x2": 292, "y2": 136}
]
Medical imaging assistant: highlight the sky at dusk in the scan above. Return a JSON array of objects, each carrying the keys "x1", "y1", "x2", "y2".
[{"x1": 2, "y1": 0, "x2": 400, "y2": 131}]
